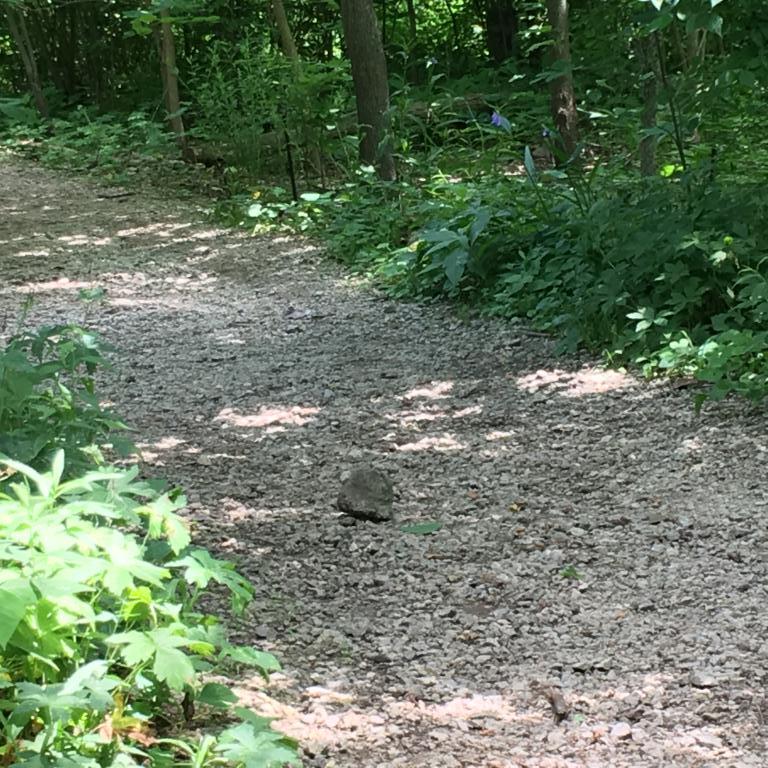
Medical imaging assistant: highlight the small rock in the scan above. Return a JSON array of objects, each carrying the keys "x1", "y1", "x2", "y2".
[
  {"x1": 693, "y1": 729, "x2": 722, "y2": 747},
  {"x1": 689, "y1": 669, "x2": 717, "y2": 688},
  {"x1": 610, "y1": 722, "x2": 633, "y2": 740},
  {"x1": 337, "y1": 467, "x2": 394, "y2": 522}
]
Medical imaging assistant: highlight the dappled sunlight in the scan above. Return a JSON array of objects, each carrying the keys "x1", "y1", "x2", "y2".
[
  {"x1": 453, "y1": 404, "x2": 482, "y2": 418},
  {"x1": 134, "y1": 435, "x2": 188, "y2": 463},
  {"x1": 486, "y1": 429, "x2": 516, "y2": 441},
  {"x1": 387, "y1": 404, "x2": 482, "y2": 429},
  {"x1": 402, "y1": 380, "x2": 454, "y2": 400},
  {"x1": 162, "y1": 272, "x2": 219, "y2": 291},
  {"x1": 515, "y1": 367, "x2": 631, "y2": 397},
  {"x1": 215, "y1": 405, "x2": 320, "y2": 429},
  {"x1": 392, "y1": 433, "x2": 465, "y2": 452},
  {"x1": 57, "y1": 234, "x2": 113, "y2": 246},
  {"x1": 116, "y1": 221, "x2": 193, "y2": 238},
  {"x1": 389, "y1": 692, "x2": 546, "y2": 728},
  {"x1": 389, "y1": 408, "x2": 445, "y2": 426},
  {"x1": 16, "y1": 276, "x2": 95, "y2": 293}
]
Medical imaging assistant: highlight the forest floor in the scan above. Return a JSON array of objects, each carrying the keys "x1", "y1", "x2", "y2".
[{"x1": 3, "y1": 154, "x2": 768, "y2": 768}]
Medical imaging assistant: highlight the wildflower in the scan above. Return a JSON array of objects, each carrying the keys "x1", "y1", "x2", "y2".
[
  {"x1": 542, "y1": 127, "x2": 551, "y2": 139},
  {"x1": 491, "y1": 111, "x2": 503, "y2": 127}
]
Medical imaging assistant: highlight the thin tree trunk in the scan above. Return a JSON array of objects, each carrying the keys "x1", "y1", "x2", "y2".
[
  {"x1": 545, "y1": 0, "x2": 578, "y2": 158},
  {"x1": 6, "y1": 7, "x2": 49, "y2": 119},
  {"x1": 272, "y1": 0, "x2": 299, "y2": 64},
  {"x1": 157, "y1": 7, "x2": 193, "y2": 161},
  {"x1": 406, "y1": 0, "x2": 417, "y2": 43},
  {"x1": 340, "y1": 0, "x2": 396, "y2": 180},
  {"x1": 404, "y1": 0, "x2": 419, "y2": 82},
  {"x1": 485, "y1": 0, "x2": 519, "y2": 64},
  {"x1": 635, "y1": 33, "x2": 660, "y2": 177}
]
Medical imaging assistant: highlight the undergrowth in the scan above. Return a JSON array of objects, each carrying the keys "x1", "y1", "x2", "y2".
[{"x1": 0, "y1": 322, "x2": 299, "y2": 767}]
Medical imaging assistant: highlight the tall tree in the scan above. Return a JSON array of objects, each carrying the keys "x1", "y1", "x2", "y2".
[
  {"x1": 155, "y1": 4, "x2": 193, "y2": 161},
  {"x1": 340, "y1": 0, "x2": 396, "y2": 180},
  {"x1": 484, "y1": 0, "x2": 518, "y2": 64},
  {"x1": 272, "y1": 0, "x2": 298, "y2": 64},
  {"x1": 635, "y1": 32, "x2": 660, "y2": 176},
  {"x1": 5, "y1": 3, "x2": 49, "y2": 118},
  {"x1": 545, "y1": 0, "x2": 578, "y2": 157}
]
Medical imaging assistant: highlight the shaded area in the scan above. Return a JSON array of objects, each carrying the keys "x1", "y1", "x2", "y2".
[{"x1": 2, "y1": 155, "x2": 768, "y2": 768}]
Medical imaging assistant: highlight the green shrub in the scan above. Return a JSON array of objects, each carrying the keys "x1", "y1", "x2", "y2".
[
  {"x1": 0, "y1": 323, "x2": 130, "y2": 474},
  {"x1": 0, "y1": 452, "x2": 299, "y2": 767}
]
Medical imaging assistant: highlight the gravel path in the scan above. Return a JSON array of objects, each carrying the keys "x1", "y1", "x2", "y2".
[{"x1": 3, "y1": 155, "x2": 768, "y2": 768}]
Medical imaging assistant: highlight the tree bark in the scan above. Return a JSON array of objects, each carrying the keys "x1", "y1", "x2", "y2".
[
  {"x1": 340, "y1": 0, "x2": 396, "y2": 180},
  {"x1": 157, "y1": 6, "x2": 193, "y2": 162},
  {"x1": 485, "y1": 0, "x2": 518, "y2": 64},
  {"x1": 272, "y1": 0, "x2": 299, "y2": 64},
  {"x1": 635, "y1": 33, "x2": 660, "y2": 177},
  {"x1": 545, "y1": 0, "x2": 578, "y2": 158},
  {"x1": 5, "y1": 6, "x2": 49, "y2": 119}
]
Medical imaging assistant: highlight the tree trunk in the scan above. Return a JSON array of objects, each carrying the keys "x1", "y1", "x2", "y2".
[
  {"x1": 340, "y1": 0, "x2": 396, "y2": 180},
  {"x1": 272, "y1": 0, "x2": 299, "y2": 63},
  {"x1": 405, "y1": 0, "x2": 417, "y2": 44},
  {"x1": 485, "y1": 0, "x2": 518, "y2": 64},
  {"x1": 157, "y1": 7, "x2": 193, "y2": 162},
  {"x1": 5, "y1": 6, "x2": 49, "y2": 119},
  {"x1": 635, "y1": 33, "x2": 660, "y2": 177},
  {"x1": 545, "y1": 0, "x2": 578, "y2": 158}
]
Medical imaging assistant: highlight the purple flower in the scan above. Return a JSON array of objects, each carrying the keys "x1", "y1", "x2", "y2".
[{"x1": 491, "y1": 111, "x2": 503, "y2": 127}]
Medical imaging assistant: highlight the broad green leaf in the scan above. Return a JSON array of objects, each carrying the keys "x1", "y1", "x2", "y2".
[
  {"x1": 154, "y1": 645, "x2": 196, "y2": 689},
  {"x1": 400, "y1": 521, "x2": 443, "y2": 535},
  {"x1": 0, "y1": 578, "x2": 36, "y2": 648},
  {"x1": 443, "y1": 249, "x2": 468, "y2": 288},
  {"x1": 223, "y1": 646, "x2": 281, "y2": 678},
  {"x1": 523, "y1": 146, "x2": 537, "y2": 182},
  {"x1": 198, "y1": 682, "x2": 238, "y2": 709},
  {"x1": 216, "y1": 722, "x2": 301, "y2": 768}
]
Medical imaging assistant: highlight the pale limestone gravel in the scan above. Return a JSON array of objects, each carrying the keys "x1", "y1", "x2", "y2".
[{"x1": 2, "y1": 154, "x2": 768, "y2": 768}]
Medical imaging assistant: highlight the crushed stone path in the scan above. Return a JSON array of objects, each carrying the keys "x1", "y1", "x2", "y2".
[{"x1": 3, "y1": 155, "x2": 768, "y2": 768}]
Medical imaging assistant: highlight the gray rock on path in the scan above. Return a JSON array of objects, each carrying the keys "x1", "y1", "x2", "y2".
[{"x1": 337, "y1": 467, "x2": 394, "y2": 522}]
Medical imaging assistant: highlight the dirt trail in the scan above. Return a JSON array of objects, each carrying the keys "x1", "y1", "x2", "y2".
[{"x1": 3, "y1": 155, "x2": 768, "y2": 767}]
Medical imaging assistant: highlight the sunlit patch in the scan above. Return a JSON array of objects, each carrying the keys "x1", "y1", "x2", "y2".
[
  {"x1": 403, "y1": 380, "x2": 454, "y2": 400},
  {"x1": 56, "y1": 234, "x2": 113, "y2": 246},
  {"x1": 116, "y1": 222, "x2": 192, "y2": 238},
  {"x1": 453, "y1": 405, "x2": 482, "y2": 418},
  {"x1": 15, "y1": 249, "x2": 50, "y2": 257},
  {"x1": 135, "y1": 436, "x2": 185, "y2": 463},
  {"x1": 515, "y1": 367, "x2": 630, "y2": 397},
  {"x1": 388, "y1": 409, "x2": 444, "y2": 426},
  {"x1": 394, "y1": 434, "x2": 465, "y2": 452},
  {"x1": 215, "y1": 405, "x2": 320, "y2": 428},
  {"x1": 16, "y1": 276, "x2": 95, "y2": 293},
  {"x1": 486, "y1": 430, "x2": 515, "y2": 441}
]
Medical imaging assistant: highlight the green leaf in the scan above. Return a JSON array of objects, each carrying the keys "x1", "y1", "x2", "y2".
[
  {"x1": 523, "y1": 146, "x2": 537, "y2": 181},
  {"x1": 443, "y1": 249, "x2": 468, "y2": 288},
  {"x1": 216, "y1": 722, "x2": 301, "y2": 767},
  {"x1": 223, "y1": 646, "x2": 281, "y2": 678},
  {"x1": 155, "y1": 645, "x2": 196, "y2": 689},
  {"x1": 400, "y1": 521, "x2": 443, "y2": 535},
  {"x1": 0, "y1": 578, "x2": 36, "y2": 649},
  {"x1": 198, "y1": 682, "x2": 238, "y2": 709}
]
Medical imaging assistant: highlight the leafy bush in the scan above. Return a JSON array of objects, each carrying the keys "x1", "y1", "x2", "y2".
[
  {"x1": 0, "y1": 321, "x2": 299, "y2": 766},
  {"x1": 1, "y1": 108, "x2": 176, "y2": 182},
  {"x1": 188, "y1": 35, "x2": 352, "y2": 178},
  {"x1": 0, "y1": 323, "x2": 130, "y2": 473},
  {"x1": 0, "y1": 453, "x2": 299, "y2": 767}
]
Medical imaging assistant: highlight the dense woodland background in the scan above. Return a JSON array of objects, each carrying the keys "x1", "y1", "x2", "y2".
[
  {"x1": 2, "y1": 2, "x2": 768, "y2": 766},
  {"x1": 3, "y1": 1, "x2": 768, "y2": 405}
]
